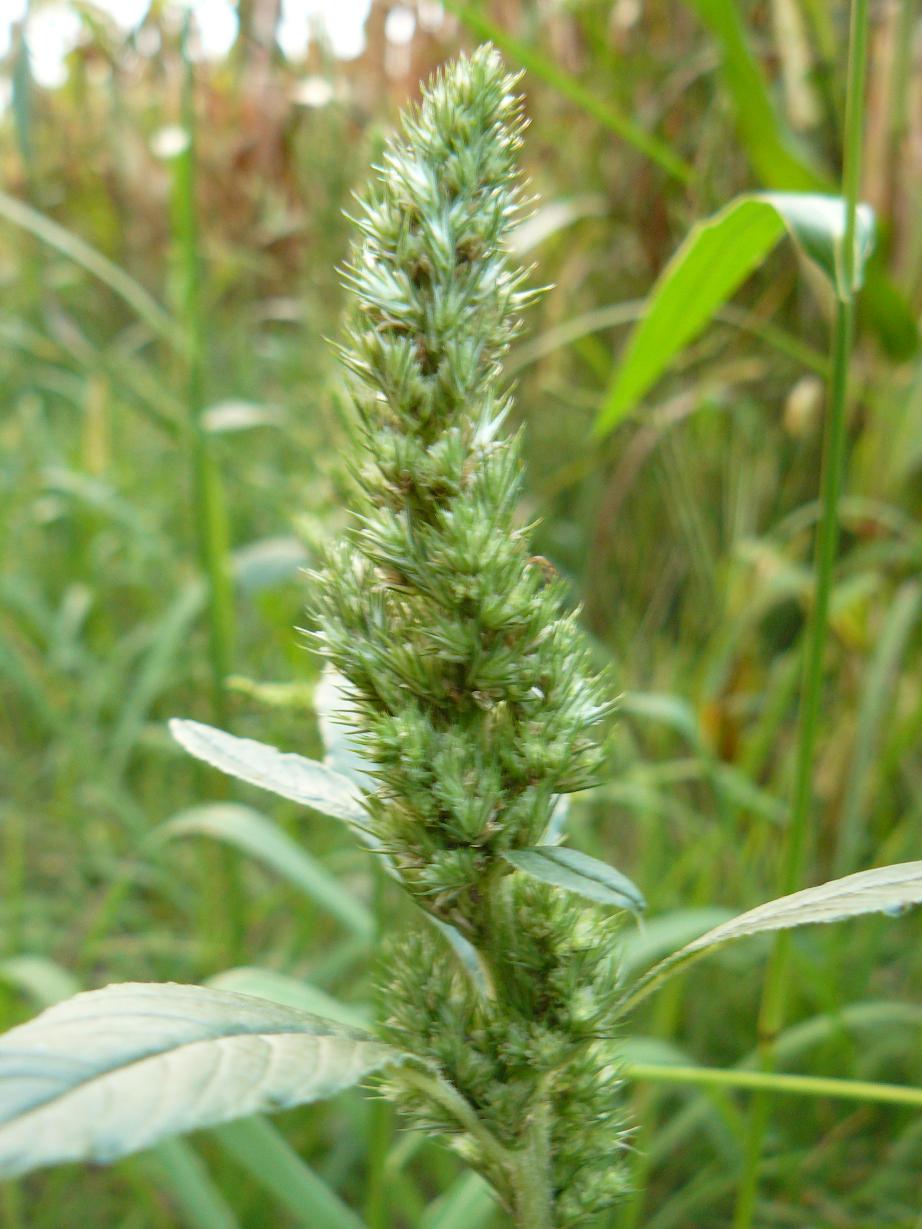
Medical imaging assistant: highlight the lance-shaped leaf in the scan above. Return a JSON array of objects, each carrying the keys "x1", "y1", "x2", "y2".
[
  {"x1": 170, "y1": 719, "x2": 367, "y2": 828},
  {"x1": 0, "y1": 982, "x2": 407, "y2": 1178},
  {"x1": 620, "y1": 861, "x2": 922, "y2": 1015},
  {"x1": 596, "y1": 192, "x2": 876, "y2": 434},
  {"x1": 503, "y1": 846, "x2": 646, "y2": 913}
]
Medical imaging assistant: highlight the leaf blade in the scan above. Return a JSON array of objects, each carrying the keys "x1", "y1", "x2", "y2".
[
  {"x1": 169, "y1": 719, "x2": 367, "y2": 827},
  {"x1": 595, "y1": 197, "x2": 785, "y2": 433},
  {"x1": 503, "y1": 846, "x2": 646, "y2": 913},
  {"x1": 0, "y1": 982, "x2": 405, "y2": 1178},
  {"x1": 596, "y1": 192, "x2": 877, "y2": 434},
  {"x1": 158, "y1": 805, "x2": 374, "y2": 940},
  {"x1": 621, "y1": 861, "x2": 922, "y2": 1014}
]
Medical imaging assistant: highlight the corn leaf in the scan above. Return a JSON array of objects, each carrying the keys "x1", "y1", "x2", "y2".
[{"x1": 596, "y1": 192, "x2": 875, "y2": 434}]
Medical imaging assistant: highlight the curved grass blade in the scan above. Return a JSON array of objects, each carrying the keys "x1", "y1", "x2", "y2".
[
  {"x1": 214, "y1": 1116, "x2": 364, "y2": 1229},
  {"x1": 158, "y1": 805, "x2": 373, "y2": 940},
  {"x1": 0, "y1": 188, "x2": 182, "y2": 350}
]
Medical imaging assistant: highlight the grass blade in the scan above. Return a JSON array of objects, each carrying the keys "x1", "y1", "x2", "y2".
[
  {"x1": 158, "y1": 804, "x2": 374, "y2": 939},
  {"x1": 684, "y1": 0, "x2": 828, "y2": 190},
  {"x1": 626, "y1": 1062, "x2": 922, "y2": 1111},
  {"x1": 444, "y1": 1, "x2": 691, "y2": 182},
  {"x1": 0, "y1": 188, "x2": 181, "y2": 349},
  {"x1": 213, "y1": 1116, "x2": 365, "y2": 1229},
  {"x1": 143, "y1": 1138, "x2": 240, "y2": 1229}
]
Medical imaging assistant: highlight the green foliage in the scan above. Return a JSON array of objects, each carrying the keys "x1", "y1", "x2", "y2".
[
  {"x1": 3, "y1": 4, "x2": 922, "y2": 1227},
  {"x1": 597, "y1": 192, "x2": 876, "y2": 433},
  {"x1": 0, "y1": 984, "x2": 405, "y2": 1177}
]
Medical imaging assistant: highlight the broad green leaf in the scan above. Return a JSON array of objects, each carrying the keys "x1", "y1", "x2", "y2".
[
  {"x1": 761, "y1": 193, "x2": 876, "y2": 297},
  {"x1": 621, "y1": 861, "x2": 922, "y2": 1014},
  {"x1": 0, "y1": 965, "x2": 238, "y2": 1229},
  {"x1": 595, "y1": 193, "x2": 876, "y2": 434},
  {"x1": 158, "y1": 804, "x2": 373, "y2": 940},
  {"x1": 206, "y1": 967, "x2": 370, "y2": 1030},
  {"x1": 169, "y1": 719, "x2": 367, "y2": 827},
  {"x1": 504, "y1": 846, "x2": 645, "y2": 913},
  {"x1": 0, "y1": 982, "x2": 406, "y2": 1178}
]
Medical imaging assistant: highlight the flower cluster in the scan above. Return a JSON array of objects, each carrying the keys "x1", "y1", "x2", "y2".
[{"x1": 313, "y1": 46, "x2": 626, "y2": 1224}]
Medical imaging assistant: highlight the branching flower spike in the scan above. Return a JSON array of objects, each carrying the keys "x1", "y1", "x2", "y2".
[{"x1": 313, "y1": 46, "x2": 628, "y2": 1226}]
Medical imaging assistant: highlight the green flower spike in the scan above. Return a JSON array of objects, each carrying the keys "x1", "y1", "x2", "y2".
[{"x1": 313, "y1": 46, "x2": 629, "y2": 1226}]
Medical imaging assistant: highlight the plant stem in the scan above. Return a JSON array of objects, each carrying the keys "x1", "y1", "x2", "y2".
[
  {"x1": 174, "y1": 18, "x2": 241, "y2": 961},
  {"x1": 511, "y1": 1100, "x2": 555, "y2": 1229},
  {"x1": 733, "y1": 1, "x2": 870, "y2": 1224},
  {"x1": 627, "y1": 1062, "x2": 922, "y2": 1110},
  {"x1": 176, "y1": 16, "x2": 235, "y2": 727}
]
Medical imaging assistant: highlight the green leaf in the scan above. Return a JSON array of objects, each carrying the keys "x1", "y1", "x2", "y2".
[
  {"x1": 214, "y1": 1117, "x2": 364, "y2": 1229},
  {"x1": 443, "y1": 0, "x2": 691, "y2": 183},
  {"x1": 596, "y1": 193, "x2": 876, "y2": 434},
  {"x1": 420, "y1": 1171, "x2": 498, "y2": 1229},
  {"x1": 206, "y1": 967, "x2": 370, "y2": 1031},
  {"x1": 684, "y1": 0, "x2": 828, "y2": 192},
  {"x1": 761, "y1": 193, "x2": 876, "y2": 296},
  {"x1": 503, "y1": 846, "x2": 646, "y2": 913},
  {"x1": 158, "y1": 804, "x2": 373, "y2": 940},
  {"x1": 621, "y1": 861, "x2": 922, "y2": 1014},
  {"x1": 169, "y1": 719, "x2": 367, "y2": 828},
  {"x1": 144, "y1": 1137, "x2": 241, "y2": 1229},
  {"x1": 0, "y1": 982, "x2": 407, "y2": 1178},
  {"x1": 0, "y1": 957, "x2": 80, "y2": 1008}
]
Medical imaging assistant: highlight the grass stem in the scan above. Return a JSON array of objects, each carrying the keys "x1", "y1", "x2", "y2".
[{"x1": 733, "y1": 1, "x2": 871, "y2": 1223}]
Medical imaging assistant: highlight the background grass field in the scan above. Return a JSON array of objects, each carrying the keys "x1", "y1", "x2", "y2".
[{"x1": 2, "y1": 2, "x2": 922, "y2": 1226}]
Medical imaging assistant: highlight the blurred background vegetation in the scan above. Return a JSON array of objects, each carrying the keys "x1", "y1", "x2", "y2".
[{"x1": 1, "y1": 1, "x2": 922, "y2": 1226}]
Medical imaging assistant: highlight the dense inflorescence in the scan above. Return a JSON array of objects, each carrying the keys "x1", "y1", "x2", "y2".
[{"x1": 313, "y1": 46, "x2": 627, "y2": 1225}]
